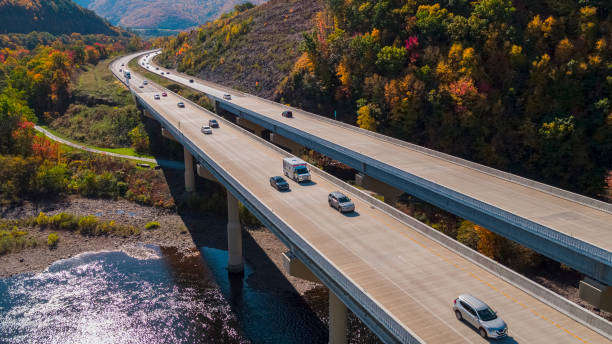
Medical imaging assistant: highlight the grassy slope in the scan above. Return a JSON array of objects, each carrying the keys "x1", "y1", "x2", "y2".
[
  {"x1": 160, "y1": 0, "x2": 321, "y2": 98},
  {"x1": 49, "y1": 59, "x2": 144, "y2": 150}
]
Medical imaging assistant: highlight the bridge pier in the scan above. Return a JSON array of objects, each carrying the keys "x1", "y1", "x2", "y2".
[
  {"x1": 227, "y1": 191, "x2": 244, "y2": 274},
  {"x1": 236, "y1": 117, "x2": 266, "y2": 137},
  {"x1": 184, "y1": 147, "x2": 195, "y2": 193},
  {"x1": 329, "y1": 290, "x2": 348, "y2": 344},
  {"x1": 270, "y1": 133, "x2": 305, "y2": 154},
  {"x1": 355, "y1": 173, "x2": 403, "y2": 206},
  {"x1": 579, "y1": 278, "x2": 612, "y2": 312}
]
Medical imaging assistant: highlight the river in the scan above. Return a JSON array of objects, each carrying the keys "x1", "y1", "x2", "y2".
[{"x1": 0, "y1": 244, "x2": 328, "y2": 344}]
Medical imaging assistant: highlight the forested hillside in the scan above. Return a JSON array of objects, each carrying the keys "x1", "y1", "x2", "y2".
[
  {"x1": 0, "y1": 0, "x2": 118, "y2": 36},
  {"x1": 275, "y1": 0, "x2": 611, "y2": 198},
  {"x1": 157, "y1": 0, "x2": 322, "y2": 97},
  {"x1": 72, "y1": 0, "x2": 267, "y2": 30}
]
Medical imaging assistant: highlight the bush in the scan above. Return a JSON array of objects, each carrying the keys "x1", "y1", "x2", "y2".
[
  {"x1": 77, "y1": 215, "x2": 99, "y2": 235},
  {"x1": 47, "y1": 233, "x2": 59, "y2": 248},
  {"x1": 36, "y1": 212, "x2": 49, "y2": 226},
  {"x1": 144, "y1": 221, "x2": 160, "y2": 230},
  {"x1": 0, "y1": 228, "x2": 37, "y2": 255},
  {"x1": 48, "y1": 212, "x2": 78, "y2": 231},
  {"x1": 239, "y1": 202, "x2": 261, "y2": 228}
]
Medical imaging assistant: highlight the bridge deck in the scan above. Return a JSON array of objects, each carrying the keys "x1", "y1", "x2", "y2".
[
  {"x1": 142, "y1": 53, "x2": 612, "y2": 259},
  {"x1": 115, "y1": 55, "x2": 610, "y2": 343}
]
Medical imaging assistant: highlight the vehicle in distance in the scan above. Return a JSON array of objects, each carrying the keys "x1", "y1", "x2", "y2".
[
  {"x1": 453, "y1": 294, "x2": 507, "y2": 339},
  {"x1": 139, "y1": 85, "x2": 144, "y2": 88},
  {"x1": 124, "y1": 71, "x2": 131, "y2": 79},
  {"x1": 177, "y1": 102, "x2": 185, "y2": 108},
  {"x1": 282, "y1": 110, "x2": 293, "y2": 118},
  {"x1": 154, "y1": 94, "x2": 160, "y2": 100},
  {"x1": 161, "y1": 72, "x2": 164, "y2": 75},
  {"x1": 189, "y1": 79, "x2": 194, "y2": 83},
  {"x1": 201, "y1": 126, "x2": 212, "y2": 135},
  {"x1": 156, "y1": 67, "x2": 159, "y2": 70},
  {"x1": 162, "y1": 92, "x2": 167, "y2": 97},
  {"x1": 269, "y1": 176, "x2": 289, "y2": 191},
  {"x1": 328, "y1": 192, "x2": 355, "y2": 213},
  {"x1": 223, "y1": 94, "x2": 232, "y2": 100},
  {"x1": 143, "y1": 80, "x2": 148, "y2": 85},
  {"x1": 121, "y1": 63, "x2": 124, "y2": 66},
  {"x1": 283, "y1": 157, "x2": 311, "y2": 182},
  {"x1": 209, "y1": 119, "x2": 219, "y2": 128}
]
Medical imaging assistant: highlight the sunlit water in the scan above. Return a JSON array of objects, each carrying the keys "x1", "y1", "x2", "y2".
[{"x1": 0, "y1": 245, "x2": 327, "y2": 344}]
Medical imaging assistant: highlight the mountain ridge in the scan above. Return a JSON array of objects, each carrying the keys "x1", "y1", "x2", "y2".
[
  {"x1": 72, "y1": 0, "x2": 267, "y2": 30},
  {"x1": 0, "y1": 0, "x2": 118, "y2": 35}
]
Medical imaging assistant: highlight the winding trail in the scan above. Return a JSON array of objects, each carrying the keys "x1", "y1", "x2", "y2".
[{"x1": 35, "y1": 125, "x2": 184, "y2": 170}]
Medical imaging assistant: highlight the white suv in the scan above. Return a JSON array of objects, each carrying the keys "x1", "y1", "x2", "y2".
[{"x1": 453, "y1": 294, "x2": 507, "y2": 339}]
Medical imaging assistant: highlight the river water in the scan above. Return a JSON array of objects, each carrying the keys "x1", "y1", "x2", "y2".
[{"x1": 0, "y1": 245, "x2": 328, "y2": 344}]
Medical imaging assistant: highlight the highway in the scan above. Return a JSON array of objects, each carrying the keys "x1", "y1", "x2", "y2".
[
  {"x1": 114, "y1": 53, "x2": 611, "y2": 343},
  {"x1": 140, "y1": 51, "x2": 612, "y2": 285}
]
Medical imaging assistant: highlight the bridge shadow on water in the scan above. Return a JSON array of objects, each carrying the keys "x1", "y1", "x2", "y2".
[{"x1": 147, "y1": 141, "x2": 328, "y2": 343}]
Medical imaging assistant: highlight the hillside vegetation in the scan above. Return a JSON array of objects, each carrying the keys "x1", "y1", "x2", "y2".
[
  {"x1": 276, "y1": 0, "x2": 611, "y2": 199},
  {"x1": 0, "y1": 0, "x2": 118, "y2": 35},
  {"x1": 73, "y1": 0, "x2": 267, "y2": 30},
  {"x1": 157, "y1": 0, "x2": 322, "y2": 97}
]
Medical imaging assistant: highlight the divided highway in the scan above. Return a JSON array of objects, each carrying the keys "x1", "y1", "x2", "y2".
[
  {"x1": 113, "y1": 52, "x2": 611, "y2": 343},
  {"x1": 141, "y1": 50, "x2": 612, "y2": 286}
]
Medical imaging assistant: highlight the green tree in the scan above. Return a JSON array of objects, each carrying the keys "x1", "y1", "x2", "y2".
[{"x1": 376, "y1": 46, "x2": 408, "y2": 75}]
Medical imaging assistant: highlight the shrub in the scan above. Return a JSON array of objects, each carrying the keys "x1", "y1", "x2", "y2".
[
  {"x1": 239, "y1": 202, "x2": 261, "y2": 228},
  {"x1": 0, "y1": 228, "x2": 37, "y2": 255},
  {"x1": 144, "y1": 221, "x2": 160, "y2": 230},
  {"x1": 36, "y1": 212, "x2": 49, "y2": 226},
  {"x1": 47, "y1": 233, "x2": 59, "y2": 248},
  {"x1": 48, "y1": 212, "x2": 78, "y2": 231},
  {"x1": 78, "y1": 215, "x2": 99, "y2": 235}
]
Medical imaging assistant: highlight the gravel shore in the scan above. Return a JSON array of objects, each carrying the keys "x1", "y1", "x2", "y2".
[{"x1": 0, "y1": 196, "x2": 319, "y2": 294}]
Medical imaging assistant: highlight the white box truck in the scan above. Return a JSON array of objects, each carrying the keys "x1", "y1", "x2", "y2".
[{"x1": 283, "y1": 157, "x2": 311, "y2": 182}]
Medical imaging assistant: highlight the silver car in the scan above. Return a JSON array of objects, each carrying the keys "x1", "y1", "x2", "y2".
[
  {"x1": 453, "y1": 294, "x2": 507, "y2": 339},
  {"x1": 328, "y1": 192, "x2": 355, "y2": 213},
  {"x1": 201, "y1": 126, "x2": 212, "y2": 135}
]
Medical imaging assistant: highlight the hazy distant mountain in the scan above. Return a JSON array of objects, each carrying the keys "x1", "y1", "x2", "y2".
[
  {"x1": 72, "y1": 0, "x2": 268, "y2": 30},
  {"x1": 0, "y1": 0, "x2": 117, "y2": 35}
]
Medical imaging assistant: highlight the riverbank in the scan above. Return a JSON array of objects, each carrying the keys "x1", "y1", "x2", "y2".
[{"x1": 0, "y1": 196, "x2": 318, "y2": 294}]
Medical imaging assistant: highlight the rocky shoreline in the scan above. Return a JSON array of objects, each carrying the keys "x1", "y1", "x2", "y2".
[{"x1": 0, "y1": 196, "x2": 318, "y2": 295}]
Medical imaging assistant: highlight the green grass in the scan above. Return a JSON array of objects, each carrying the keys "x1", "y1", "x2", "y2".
[{"x1": 40, "y1": 125, "x2": 155, "y2": 160}]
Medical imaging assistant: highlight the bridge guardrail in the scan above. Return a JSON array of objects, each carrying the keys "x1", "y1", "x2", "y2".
[
  {"x1": 146, "y1": 57, "x2": 611, "y2": 274},
  {"x1": 115, "y1": 52, "x2": 612, "y2": 341},
  {"x1": 115, "y1": 60, "x2": 423, "y2": 343}
]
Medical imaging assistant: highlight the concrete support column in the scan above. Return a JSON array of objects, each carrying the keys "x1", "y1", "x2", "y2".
[
  {"x1": 270, "y1": 133, "x2": 305, "y2": 154},
  {"x1": 226, "y1": 191, "x2": 244, "y2": 274},
  {"x1": 184, "y1": 147, "x2": 195, "y2": 193},
  {"x1": 329, "y1": 290, "x2": 348, "y2": 344},
  {"x1": 579, "y1": 278, "x2": 612, "y2": 312},
  {"x1": 355, "y1": 173, "x2": 403, "y2": 206}
]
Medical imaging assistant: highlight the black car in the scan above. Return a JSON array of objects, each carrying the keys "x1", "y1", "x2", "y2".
[
  {"x1": 209, "y1": 119, "x2": 219, "y2": 128},
  {"x1": 282, "y1": 110, "x2": 293, "y2": 118},
  {"x1": 269, "y1": 176, "x2": 289, "y2": 191},
  {"x1": 189, "y1": 79, "x2": 194, "y2": 83}
]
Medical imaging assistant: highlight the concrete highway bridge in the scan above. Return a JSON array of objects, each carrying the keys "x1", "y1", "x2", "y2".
[{"x1": 111, "y1": 51, "x2": 612, "y2": 343}]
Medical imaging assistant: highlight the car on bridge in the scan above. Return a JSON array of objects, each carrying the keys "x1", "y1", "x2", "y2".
[
  {"x1": 162, "y1": 92, "x2": 167, "y2": 97},
  {"x1": 154, "y1": 94, "x2": 160, "y2": 100},
  {"x1": 177, "y1": 102, "x2": 185, "y2": 108},
  {"x1": 282, "y1": 110, "x2": 293, "y2": 118},
  {"x1": 201, "y1": 126, "x2": 212, "y2": 135},
  {"x1": 269, "y1": 176, "x2": 289, "y2": 191},
  {"x1": 139, "y1": 85, "x2": 144, "y2": 88},
  {"x1": 223, "y1": 94, "x2": 232, "y2": 100},
  {"x1": 209, "y1": 119, "x2": 219, "y2": 128},
  {"x1": 143, "y1": 80, "x2": 148, "y2": 85},
  {"x1": 189, "y1": 79, "x2": 194, "y2": 83},
  {"x1": 328, "y1": 192, "x2": 355, "y2": 213},
  {"x1": 453, "y1": 294, "x2": 507, "y2": 339}
]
